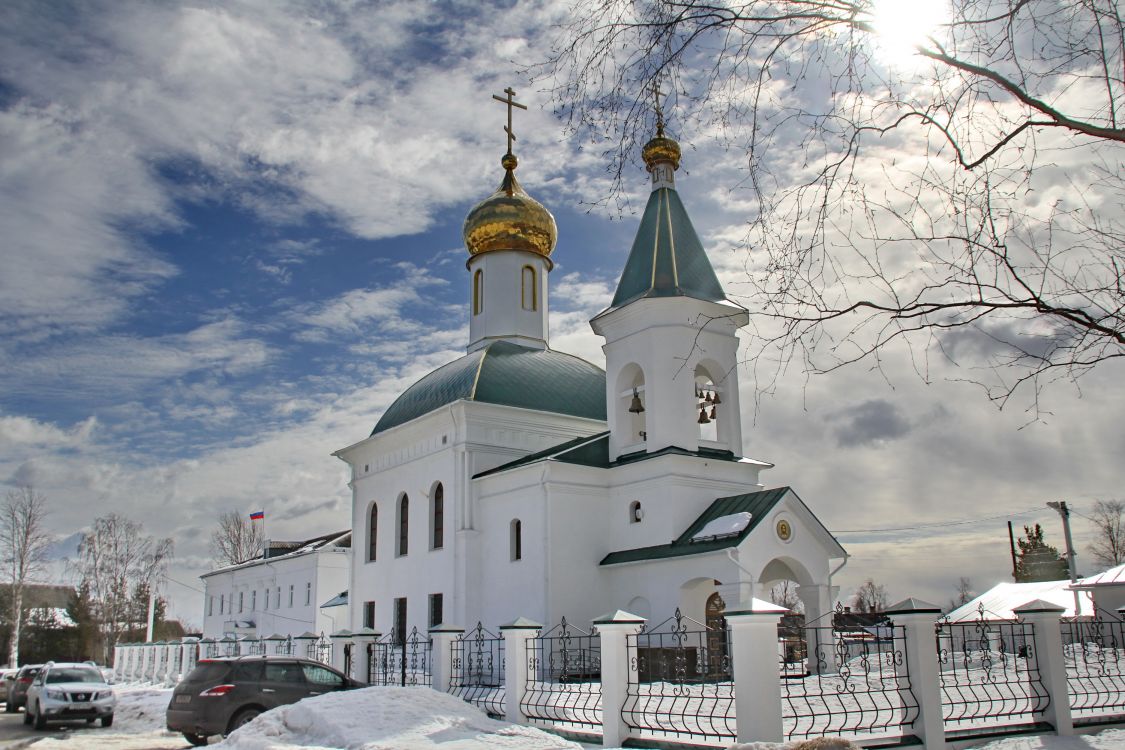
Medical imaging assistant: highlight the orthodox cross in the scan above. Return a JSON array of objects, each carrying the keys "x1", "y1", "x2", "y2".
[
  {"x1": 652, "y1": 80, "x2": 665, "y2": 135},
  {"x1": 492, "y1": 87, "x2": 527, "y2": 155}
]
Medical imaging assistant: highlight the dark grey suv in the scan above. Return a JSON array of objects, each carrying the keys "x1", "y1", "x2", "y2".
[{"x1": 166, "y1": 656, "x2": 363, "y2": 746}]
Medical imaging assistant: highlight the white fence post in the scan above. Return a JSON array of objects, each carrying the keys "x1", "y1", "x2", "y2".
[
  {"x1": 430, "y1": 624, "x2": 464, "y2": 694},
  {"x1": 501, "y1": 617, "x2": 542, "y2": 725},
  {"x1": 141, "y1": 645, "x2": 154, "y2": 683},
  {"x1": 181, "y1": 638, "x2": 198, "y2": 679},
  {"x1": 886, "y1": 598, "x2": 947, "y2": 750},
  {"x1": 330, "y1": 629, "x2": 353, "y2": 673},
  {"x1": 163, "y1": 642, "x2": 177, "y2": 685},
  {"x1": 726, "y1": 599, "x2": 788, "y2": 743},
  {"x1": 1013, "y1": 600, "x2": 1073, "y2": 736},
  {"x1": 352, "y1": 628, "x2": 380, "y2": 683},
  {"x1": 294, "y1": 632, "x2": 317, "y2": 661},
  {"x1": 594, "y1": 610, "x2": 646, "y2": 748}
]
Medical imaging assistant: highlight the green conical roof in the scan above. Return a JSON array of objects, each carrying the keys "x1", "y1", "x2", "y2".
[{"x1": 610, "y1": 187, "x2": 726, "y2": 308}]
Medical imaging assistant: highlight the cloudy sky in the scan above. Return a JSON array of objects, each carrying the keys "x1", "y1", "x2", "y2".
[{"x1": 2, "y1": 0, "x2": 1122, "y2": 627}]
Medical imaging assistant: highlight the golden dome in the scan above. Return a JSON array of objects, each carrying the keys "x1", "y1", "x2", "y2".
[
  {"x1": 464, "y1": 154, "x2": 557, "y2": 258},
  {"x1": 642, "y1": 132, "x2": 681, "y2": 171}
]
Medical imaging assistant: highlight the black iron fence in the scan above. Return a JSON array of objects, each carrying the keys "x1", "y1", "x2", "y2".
[
  {"x1": 623, "y1": 608, "x2": 735, "y2": 743},
  {"x1": 305, "y1": 634, "x2": 332, "y2": 663},
  {"x1": 781, "y1": 615, "x2": 918, "y2": 741},
  {"x1": 369, "y1": 627, "x2": 432, "y2": 686},
  {"x1": 449, "y1": 622, "x2": 506, "y2": 717},
  {"x1": 937, "y1": 606, "x2": 1048, "y2": 729},
  {"x1": 1063, "y1": 611, "x2": 1125, "y2": 718},
  {"x1": 521, "y1": 618, "x2": 602, "y2": 733}
]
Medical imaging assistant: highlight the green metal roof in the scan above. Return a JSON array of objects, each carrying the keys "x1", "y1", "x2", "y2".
[
  {"x1": 372, "y1": 341, "x2": 606, "y2": 435},
  {"x1": 599, "y1": 487, "x2": 792, "y2": 565},
  {"x1": 610, "y1": 187, "x2": 727, "y2": 308}
]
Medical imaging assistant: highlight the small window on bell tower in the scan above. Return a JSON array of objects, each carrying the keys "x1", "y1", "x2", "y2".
[
  {"x1": 521, "y1": 266, "x2": 537, "y2": 311},
  {"x1": 473, "y1": 270, "x2": 484, "y2": 315}
]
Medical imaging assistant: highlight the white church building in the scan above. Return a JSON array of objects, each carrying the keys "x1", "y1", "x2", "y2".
[{"x1": 333, "y1": 106, "x2": 847, "y2": 640}]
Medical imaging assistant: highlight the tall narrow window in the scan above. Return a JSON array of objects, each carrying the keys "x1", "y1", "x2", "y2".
[
  {"x1": 393, "y1": 598, "x2": 407, "y2": 645},
  {"x1": 432, "y1": 484, "x2": 444, "y2": 550},
  {"x1": 288, "y1": 585, "x2": 294, "y2": 607},
  {"x1": 363, "y1": 601, "x2": 375, "y2": 629},
  {"x1": 208, "y1": 597, "x2": 214, "y2": 616},
  {"x1": 521, "y1": 266, "x2": 537, "y2": 311},
  {"x1": 251, "y1": 590, "x2": 257, "y2": 610},
  {"x1": 368, "y1": 503, "x2": 378, "y2": 562},
  {"x1": 238, "y1": 592, "x2": 244, "y2": 613},
  {"x1": 305, "y1": 582, "x2": 311, "y2": 606},
  {"x1": 510, "y1": 519, "x2": 522, "y2": 561},
  {"x1": 398, "y1": 494, "x2": 409, "y2": 556},
  {"x1": 219, "y1": 594, "x2": 224, "y2": 615},
  {"x1": 473, "y1": 270, "x2": 484, "y2": 315},
  {"x1": 429, "y1": 593, "x2": 443, "y2": 628}
]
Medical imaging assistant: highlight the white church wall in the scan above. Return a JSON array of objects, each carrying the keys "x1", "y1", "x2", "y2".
[{"x1": 467, "y1": 250, "x2": 551, "y2": 352}]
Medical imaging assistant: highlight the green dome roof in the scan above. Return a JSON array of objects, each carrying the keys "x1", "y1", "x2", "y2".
[{"x1": 372, "y1": 341, "x2": 607, "y2": 436}]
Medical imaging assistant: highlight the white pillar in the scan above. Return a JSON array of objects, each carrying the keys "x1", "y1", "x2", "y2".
[
  {"x1": 430, "y1": 624, "x2": 464, "y2": 693},
  {"x1": 726, "y1": 600, "x2": 787, "y2": 743},
  {"x1": 594, "y1": 610, "x2": 646, "y2": 747},
  {"x1": 181, "y1": 638, "x2": 198, "y2": 679},
  {"x1": 352, "y1": 628, "x2": 380, "y2": 684},
  {"x1": 500, "y1": 617, "x2": 541, "y2": 725},
  {"x1": 163, "y1": 643, "x2": 177, "y2": 685},
  {"x1": 330, "y1": 630, "x2": 353, "y2": 673},
  {"x1": 886, "y1": 599, "x2": 947, "y2": 750},
  {"x1": 1013, "y1": 600, "x2": 1073, "y2": 736},
  {"x1": 294, "y1": 633, "x2": 317, "y2": 662}
]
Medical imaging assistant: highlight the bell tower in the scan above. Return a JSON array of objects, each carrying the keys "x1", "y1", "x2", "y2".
[{"x1": 590, "y1": 115, "x2": 748, "y2": 461}]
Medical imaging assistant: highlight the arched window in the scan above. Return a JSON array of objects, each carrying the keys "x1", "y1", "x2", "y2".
[
  {"x1": 368, "y1": 503, "x2": 378, "y2": 562},
  {"x1": 431, "y1": 483, "x2": 444, "y2": 550},
  {"x1": 473, "y1": 270, "x2": 484, "y2": 315},
  {"x1": 398, "y1": 494, "x2": 409, "y2": 556},
  {"x1": 521, "y1": 266, "x2": 537, "y2": 311},
  {"x1": 629, "y1": 501, "x2": 643, "y2": 524},
  {"x1": 510, "y1": 519, "x2": 522, "y2": 561}
]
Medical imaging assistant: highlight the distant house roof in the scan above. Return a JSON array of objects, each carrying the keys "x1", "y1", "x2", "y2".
[
  {"x1": 945, "y1": 580, "x2": 1093, "y2": 622},
  {"x1": 201, "y1": 530, "x2": 351, "y2": 578},
  {"x1": 0, "y1": 583, "x2": 74, "y2": 610},
  {"x1": 1072, "y1": 563, "x2": 1125, "y2": 588},
  {"x1": 601, "y1": 487, "x2": 797, "y2": 565}
]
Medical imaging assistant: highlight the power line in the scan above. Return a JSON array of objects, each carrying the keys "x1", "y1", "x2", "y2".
[{"x1": 832, "y1": 507, "x2": 1043, "y2": 534}]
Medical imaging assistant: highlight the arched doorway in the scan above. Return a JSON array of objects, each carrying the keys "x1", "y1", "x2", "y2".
[{"x1": 705, "y1": 592, "x2": 730, "y2": 680}]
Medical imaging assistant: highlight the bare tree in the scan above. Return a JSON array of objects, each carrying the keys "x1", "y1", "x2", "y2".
[
  {"x1": 949, "y1": 576, "x2": 974, "y2": 612},
  {"x1": 768, "y1": 580, "x2": 804, "y2": 613},
  {"x1": 0, "y1": 487, "x2": 52, "y2": 666},
  {"x1": 852, "y1": 578, "x2": 888, "y2": 613},
  {"x1": 540, "y1": 1, "x2": 1125, "y2": 411},
  {"x1": 209, "y1": 511, "x2": 265, "y2": 567},
  {"x1": 74, "y1": 514, "x2": 172, "y2": 662},
  {"x1": 1087, "y1": 499, "x2": 1125, "y2": 568}
]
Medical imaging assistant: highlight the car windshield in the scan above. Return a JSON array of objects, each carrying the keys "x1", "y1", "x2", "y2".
[{"x1": 45, "y1": 668, "x2": 102, "y2": 684}]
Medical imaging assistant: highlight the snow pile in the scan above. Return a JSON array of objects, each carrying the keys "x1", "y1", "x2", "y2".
[
  {"x1": 108, "y1": 685, "x2": 173, "y2": 732},
  {"x1": 216, "y1": 686, "x2": 583, "y2": 750},
  {"x1": 691, "y1": 512, "x2": 752, "y2": 541}
]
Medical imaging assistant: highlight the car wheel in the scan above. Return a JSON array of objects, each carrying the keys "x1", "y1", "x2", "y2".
[
  {"x1": 32, "y1": 705, "x2": 47, "y2": 730},
  {"x1": 225, "y1": 707, "x2": 261, "y2": 735},
  {"x1": 100, "y1": 714, "x2": 113, "y2": 728},
  {"x1": 183, "y1": 732, "x2": 209, "y2": 746}
]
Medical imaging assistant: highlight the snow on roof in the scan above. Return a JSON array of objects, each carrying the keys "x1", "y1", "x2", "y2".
[
  {"x1": 219, "y1": 685, "x2": 583, "y2": 750},
  {"x1": 1073, "y1": 562, "x2": 1125, "y2": 588},
  {"x1": 945, "y1": 580, "x2": 1093, "y2": 622},
  {"x1": 691, "y1": 511, "x2": 752, "y2": 541}
]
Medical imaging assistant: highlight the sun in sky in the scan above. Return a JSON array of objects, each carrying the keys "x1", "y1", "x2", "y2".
[{"x1": 866, "y1": 0, "x2": 949, "y2": 67}]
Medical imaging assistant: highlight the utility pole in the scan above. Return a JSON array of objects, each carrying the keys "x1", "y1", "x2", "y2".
[{"x1": 1047, "y1": 501, "x2": 1081, "y2": 616}]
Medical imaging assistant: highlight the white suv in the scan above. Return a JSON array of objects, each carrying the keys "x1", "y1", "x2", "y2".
[{"x1": 24, "y1": 661, "x2": 115, "y2": 729}]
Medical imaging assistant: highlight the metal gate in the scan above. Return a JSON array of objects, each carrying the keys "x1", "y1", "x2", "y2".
[{"x1": 369, "y1": 626, "x2": 432, "y2": 686}]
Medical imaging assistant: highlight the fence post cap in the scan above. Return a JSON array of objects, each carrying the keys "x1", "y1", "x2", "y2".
[
  {"x1": 499, "y1": 616, "x2": 543, "y2": 630},
  {"x1": 1013, "y1": 599, "x2": 1067, "y2": 615},
  {"x1": 181, "y1": 636, "x2": 200, "y2": 643},
  {"x1": 263, "y1": 633, "x2": 286, "y2": 641},
  {"x1": 294, "y1": 631, "x2": 319, "y2": 640},
  {"x1": 351, "y1": 627, "x2": 379, "y2": 637},
  {"x1": 725, "y1": 598, "x2": 790, "y2": 616},
  {"x1": 885, "y1": 598, "x2": 943, "y2": 615},
  {"x1": 330, "y1": 629, "x2": 354, "y2": 638},
  {"x1": 592, "y1": 609, "x2": 645, "y2": 625},
  {"x1": 429, "y1": 623, "x2": 466, "y2": 633}
]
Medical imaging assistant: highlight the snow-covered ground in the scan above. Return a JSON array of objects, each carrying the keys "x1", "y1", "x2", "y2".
[{"x1": 19, "y1": 683, "x2": 1125, "y2": 750}]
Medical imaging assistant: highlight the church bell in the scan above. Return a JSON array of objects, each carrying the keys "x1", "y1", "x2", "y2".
[
  {"x1": 628, "y1": 388, "x2": 645, "y2": 414},
  {"x1": 697, "y1": 406, "x2": 711, "y2": 424}
]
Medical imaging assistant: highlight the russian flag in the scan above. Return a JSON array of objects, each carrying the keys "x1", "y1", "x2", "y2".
[{"x1": 249, "y1": 510, "x2": 265, "y2": 520}]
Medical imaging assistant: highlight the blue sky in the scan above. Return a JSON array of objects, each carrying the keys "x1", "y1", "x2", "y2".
[{"x1": 3, "y1": 0, "x2": 1124, "y2": 625}]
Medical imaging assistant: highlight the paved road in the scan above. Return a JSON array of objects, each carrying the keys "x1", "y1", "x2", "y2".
[{"x1": 0, "y1": 709, "x2": 195, "y2": 749}]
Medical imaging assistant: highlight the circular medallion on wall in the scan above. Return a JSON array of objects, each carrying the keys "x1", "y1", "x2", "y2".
[{"x1": 776, "y1": 518, "x2": 793, "y2": 542}]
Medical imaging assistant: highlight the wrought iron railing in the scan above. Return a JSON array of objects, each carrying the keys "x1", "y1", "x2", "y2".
[
  {"x1": 369, "y1": 627, "x2": 432, "y2": 686},
  {"x1": 277, "y1": 636, "x2": 294, "y2": 655},
  {"x1": 623, "y1": 609, "x2": 734, "y2": 743},
  {"x1": 781, "y1": 612, "x2": 918, "y2": 741},
  {"x1": 1063, "y1": 611, "x2": 1125, "y2": 718},
  {"x1": 307, "y1": 634, "x2": 332, "y2": 664},
  {"x1": 248, "y1": 638, "x2": 266, "y2": 655},
  {"x1": 521, "y1": 617, "x2": 602, "y2": 732},
  {"x1": 937, "y1": 605, "x2": 1048, "y2": 729},
  {"x1": 450, "y1": 623, "x2": 506, "y2": 717}
]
